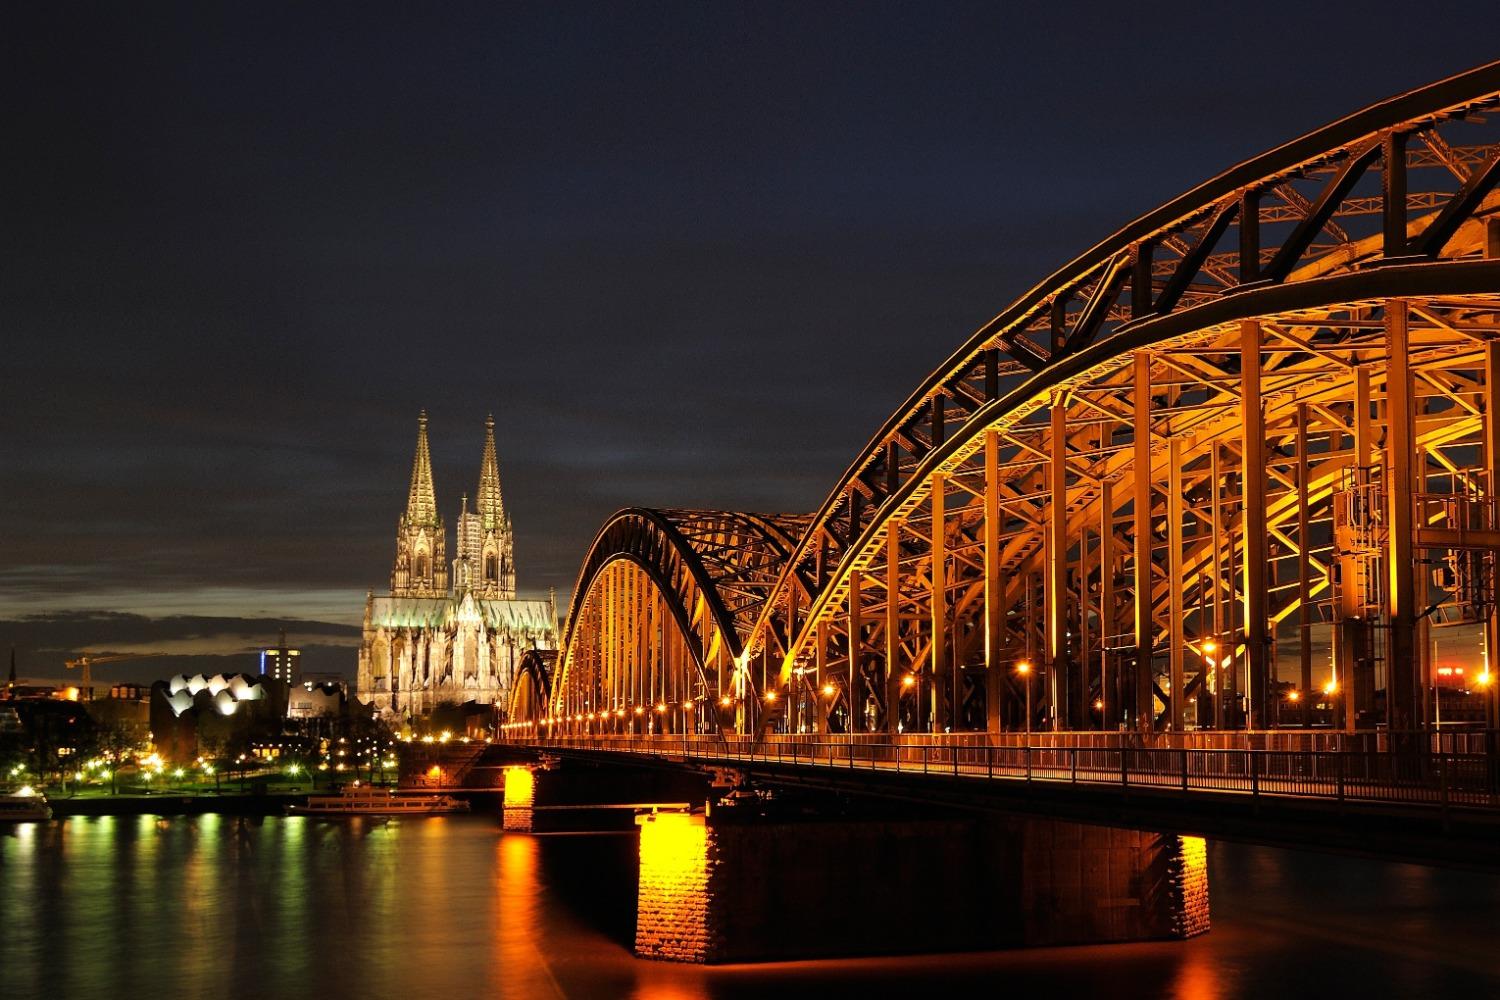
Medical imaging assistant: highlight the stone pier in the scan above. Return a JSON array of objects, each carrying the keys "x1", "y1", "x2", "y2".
[
  {"x1": 500, "y1": 765, "x2": 535, "y2": 832},
  {"x1": 634, "y1": 810, "x2": 1209, "y2": 963}
]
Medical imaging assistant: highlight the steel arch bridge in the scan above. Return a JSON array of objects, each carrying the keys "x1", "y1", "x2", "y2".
[{"x1": 529, "y1": 63, "x2": 1500, "y2": 754}]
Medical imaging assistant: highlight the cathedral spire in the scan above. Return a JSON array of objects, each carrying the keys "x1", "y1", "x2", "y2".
[
  {"x1": 406, "y1": 410, "x2": 439, "y2": 527},
  {"x1": 476, "y1": 413, "x2": 505, "y2": 530}
]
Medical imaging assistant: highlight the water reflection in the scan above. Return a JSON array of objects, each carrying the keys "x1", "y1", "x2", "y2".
[{"x1": 1, "y1": 815, "x2": 1498, "y2": 1000}]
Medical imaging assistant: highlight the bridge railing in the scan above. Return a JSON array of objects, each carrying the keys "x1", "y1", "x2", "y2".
[{"x1": 501, "y1": 732, "x2": 1500, "y2": 811}]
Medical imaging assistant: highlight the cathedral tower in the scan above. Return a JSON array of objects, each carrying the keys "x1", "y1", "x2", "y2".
[
  {"x1": 391, "y1": 411, "x2": 448, "y2": 596},
  {"x1": 472, "y1": 414, "x2": 516, "y2": 599}
]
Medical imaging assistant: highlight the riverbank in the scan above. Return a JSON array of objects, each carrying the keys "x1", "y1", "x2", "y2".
[{"x1": 47, "y1": 791, "x2": 310, "y2": 817}]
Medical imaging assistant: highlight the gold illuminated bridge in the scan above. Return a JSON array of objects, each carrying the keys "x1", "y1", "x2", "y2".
[{"x1": 503, "y1": 63, "x2": 1500, "y2": 843}]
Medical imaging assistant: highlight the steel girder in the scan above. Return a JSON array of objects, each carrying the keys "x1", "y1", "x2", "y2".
[{"x1": 554, "y1": 62, "x2": 1500, "y2": 742}]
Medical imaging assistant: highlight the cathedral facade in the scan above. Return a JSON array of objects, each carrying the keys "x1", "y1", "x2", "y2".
[{"x1": 357, "y1": 412, "x2": 557, "y2": 719}]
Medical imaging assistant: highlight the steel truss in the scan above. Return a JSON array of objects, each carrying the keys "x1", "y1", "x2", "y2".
[{"x1": 540, "y1": 62, "x2": 1500, "y2": 747}]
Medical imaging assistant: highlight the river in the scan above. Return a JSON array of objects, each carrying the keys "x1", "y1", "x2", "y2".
[{"x1": 2, "y1": 812, "x2": 1497, "y2": 999}]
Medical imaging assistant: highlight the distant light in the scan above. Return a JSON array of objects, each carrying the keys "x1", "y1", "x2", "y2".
[
  {"x1": 655, "y1": 702, "x2": 667, "y2": 713},
  {"x1": 719, "y1": 696, "x2": 733, "y2": 707},
  {"x1": 1323, "y1": 680, "x2": 1339, "y2": 696},
  {"x1": 1287, "y1": 690, "x2": 1301, "y2": 702},
  {"x1": 764, "y1": 691, "x2": 777, "y2": 703},
  {"x1": 16, "y1": 785, "x2": 35, "y2": 797},
  {"x1": 1092, "y1": 698, "x2": 1104, "y2": 710},
  {"x1": 1016, "y1": 661, "x2": 1031, "y2": 676}
]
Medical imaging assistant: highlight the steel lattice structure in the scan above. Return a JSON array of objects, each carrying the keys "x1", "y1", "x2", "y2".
[{"x1": 539, "y1": 63, "x2": 1500, "y2": 746}]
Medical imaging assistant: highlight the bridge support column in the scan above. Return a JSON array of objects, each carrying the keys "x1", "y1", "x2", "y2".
[
  {"x1": 886, "y1": 522, "x2": 902, "y2": 734},
  {"x1": 1386, "y1": 300, "x2": 1420, "y2": 740},
  {"x1": 634, "y1": 810, "x2": 1209, "y2": 963},
  {"x1": 1132, "y1": 352, "x2": 1156, "y2": 731},
  {"x1": 1048, "y1": 398, "x2": 1071, "y2": 730},
  {"x1": 932, "y1": 473, "x2": 950, "y2": 732},
  {"x1": 984, "y1": 429, "x2": 1003, "y2": 733},
  {"x1": 1486, "y1": 340, "x2": 1500, "y2": 732},
  {"x1": 1241, "y1": 320, "x2": 1271, "y2": 729}
]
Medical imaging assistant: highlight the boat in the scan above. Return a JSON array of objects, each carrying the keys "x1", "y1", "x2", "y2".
[
  {"x1": 0, "y1": 786, "x2": 52, "y2": 822},
  {"x1": 288, "y1": 785, "x2": 470, "y2": 816}
]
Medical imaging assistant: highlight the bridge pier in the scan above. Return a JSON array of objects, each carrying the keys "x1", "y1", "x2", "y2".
[
  {"x1": 501, "y1": 765, "x2": 535, "y2": 832},
  {"x1": 634, "y1": 807, "x2": 1208, "y2": 963}
]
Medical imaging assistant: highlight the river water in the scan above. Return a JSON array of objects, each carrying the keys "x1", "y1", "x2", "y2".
[{"x1": 2, "y1": 812, "x2": 1497, "y2": 1000}]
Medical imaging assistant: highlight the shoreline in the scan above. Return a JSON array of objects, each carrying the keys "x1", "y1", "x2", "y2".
[{"x1": 46, "y1": 791, "x2": 311, "y2": 817}]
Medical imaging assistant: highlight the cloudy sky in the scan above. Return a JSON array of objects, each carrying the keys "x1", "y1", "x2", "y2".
[{"x1": 4, "y1": 3, "x2": 1496, "y2": 681}]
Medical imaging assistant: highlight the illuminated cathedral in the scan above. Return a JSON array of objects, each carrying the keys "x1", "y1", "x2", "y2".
[{"x1": 357, "y1": 412, "x2": 557, "y2": 719}]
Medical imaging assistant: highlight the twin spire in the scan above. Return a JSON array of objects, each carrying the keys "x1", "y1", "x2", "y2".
[
  {"x1": 402, "y1": 410, "x2": 507, "y2": 533},
  {"x1": 405, "y1": 410, "x2": 439, "y2": 527}
]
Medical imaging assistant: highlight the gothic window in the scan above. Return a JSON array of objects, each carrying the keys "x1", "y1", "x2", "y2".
[
  {"x1": 485, "y1": 554, "x2": 498, "y2": 582},
  {"x1": 416, "y1": 554, "x2": 428, "y2": 581}
]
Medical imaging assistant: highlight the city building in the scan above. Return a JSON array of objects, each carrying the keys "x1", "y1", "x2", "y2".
[
  {"x1": 357, "y1": 412, "x2": 557, "y2": 720},
  {"x1": 149, "y1": 672, "x2": 287, "y2": 762},
  {"x1": 260, "y1": 631, "x2": 302, "y2": 687}
]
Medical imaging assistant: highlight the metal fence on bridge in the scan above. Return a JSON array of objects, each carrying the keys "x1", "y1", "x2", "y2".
[{"x1": 500, "y1": 732, "x2": 1500, "y2": 812}]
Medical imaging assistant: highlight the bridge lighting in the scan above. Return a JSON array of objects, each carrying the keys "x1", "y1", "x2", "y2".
[
  {"x1": 1015, "y1": 661, "x2": 1032, "y2": 676},
  {"x1": 616, "y1": 708, "x2": 627, "y2": 718},
  {"x1": 634, "y1": 706, "x2": 645, "y2": 716},
  {"x1": 682, "y1": 700, "x2": 693, "y2": 710},
  {"x1": 1286, "y1": 690, "x2": 1301, "y2": 703},
  {"x1": 1323, "y1": 679, "x2": 1339, "y2": 696},
  {"x1": 1478, "y1": 671, "x2": 1493, "y2": 689},
  {"x1": 719, "y1": 696, "x2": 733, "y2": 707},
  {"x1": 655, "y1": 702, "x2": 667, "y2": 713},
  {"x1": 764, "y1": 691, "x2": 777, "y2": 703},
  {"x1": 1202, "y1": 640, "x2": 1217, "y2": 654},
  {"x1": 1093, "y1": 698, "x2": 1104, "y2": 710},
  {"x1": 822, "y1": 683, "x2": 836, "y2": 697},
  {"x1": 901, "y1": 674, "x2": 916, "y2": 689}
]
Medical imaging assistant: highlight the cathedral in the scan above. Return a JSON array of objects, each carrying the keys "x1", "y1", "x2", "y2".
[{"x1": 357, "y1": 412, "x2": 557, "y2": 719}]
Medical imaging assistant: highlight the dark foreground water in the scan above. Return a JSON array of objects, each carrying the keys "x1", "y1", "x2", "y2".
[{"x1": 3, "y1": 812, "x2": 1499, "y2": 1000}]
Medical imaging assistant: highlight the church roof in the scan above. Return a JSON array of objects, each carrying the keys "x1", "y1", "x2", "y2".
[{"x1": 368, "y1": 595, "x2": 554, "y2": 633}]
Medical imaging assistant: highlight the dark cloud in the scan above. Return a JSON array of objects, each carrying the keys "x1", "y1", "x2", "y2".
[
  {"x1": 3, "y1": 2, "x2": 1498, "y2": 659},
  {"x1": 2, "y1": 611, "x2": 360, "y2": 682}
]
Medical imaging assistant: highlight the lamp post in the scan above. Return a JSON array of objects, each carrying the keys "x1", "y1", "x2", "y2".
[{"x1": 1017, "y1": 660, "x2": 1033, "y2": 736}]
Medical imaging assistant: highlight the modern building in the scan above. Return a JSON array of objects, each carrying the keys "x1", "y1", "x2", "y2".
[
  {"x1": 260, "y1": 631, "x2": 302, "y2": 688},
  {"x1": 149, "y1": 672, "x2": 287, "y2": 762},
  {"x1": 357, "y1": 412, "x2": 557, "y2": 720}
]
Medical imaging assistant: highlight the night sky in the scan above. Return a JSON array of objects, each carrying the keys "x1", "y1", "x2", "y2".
[{"x1": 4, "y1": 3, "x2": 1497, "y2": 681}]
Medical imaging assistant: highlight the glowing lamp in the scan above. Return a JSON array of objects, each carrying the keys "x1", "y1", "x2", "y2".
[{"x1": 822, "y1": 683, "x2": 836, "y2": 697}]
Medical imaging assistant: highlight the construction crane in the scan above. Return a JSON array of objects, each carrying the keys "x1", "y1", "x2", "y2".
[{"x1": 64, "y1": 653, "x2": 167, "y2": 701}]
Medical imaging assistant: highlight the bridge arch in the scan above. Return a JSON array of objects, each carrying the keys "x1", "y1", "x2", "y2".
[
  {"x1": 547, "y1": 508, "x2": 808, "y2": 736},
  {"x1": 556, "y1": 62, "x2": 1500, "y2": 742}
]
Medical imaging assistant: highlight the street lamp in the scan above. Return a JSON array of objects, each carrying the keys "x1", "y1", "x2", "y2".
[{"x1": 1016, "y1": 660, "x2": 1033, "y2": 736}]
